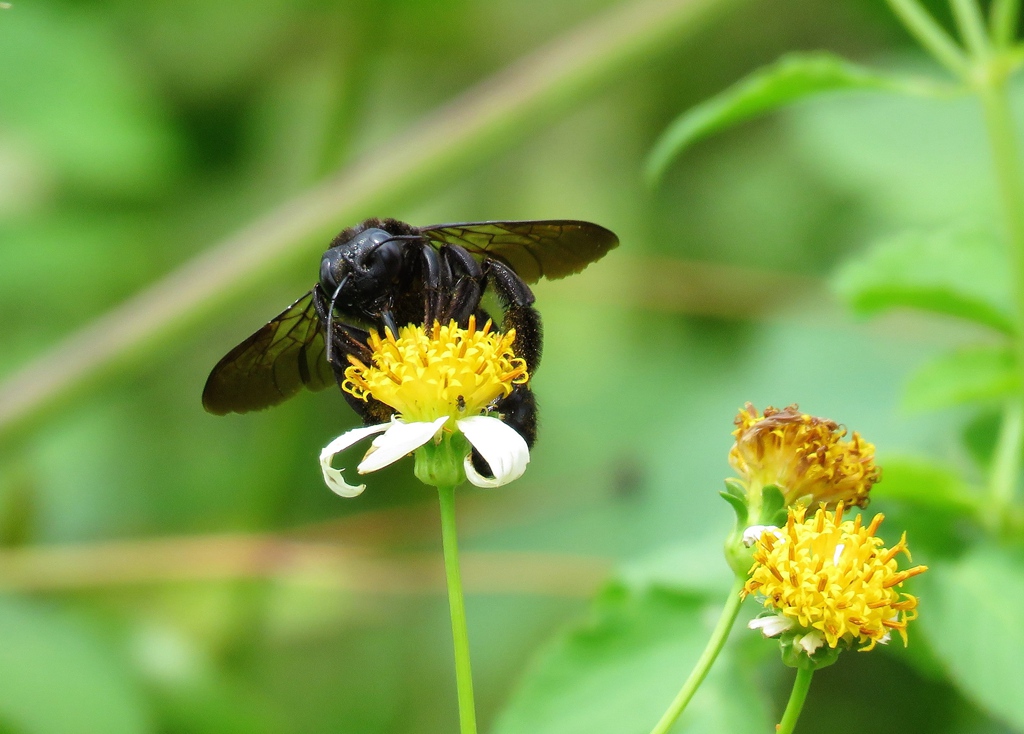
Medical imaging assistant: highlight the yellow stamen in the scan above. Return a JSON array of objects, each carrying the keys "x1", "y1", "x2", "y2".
[
  {"x1": 342, "y1": 316, "x2": 529, "y2": 423},
  {"x1": 743, "y1": 506, "x2": 927, "y2": 652}
]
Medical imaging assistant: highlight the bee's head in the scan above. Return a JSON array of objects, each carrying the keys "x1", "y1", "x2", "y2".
[{"x1": 320, "y1": 227, "x2": 406, "y2": 298}]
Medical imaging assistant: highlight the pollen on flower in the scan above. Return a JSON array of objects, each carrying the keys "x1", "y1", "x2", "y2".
[
  {"x1": 743, "y1": 503, "x2": 927, "y2": 652},
  {"x1": 342, "y1": 317, "x2": 529, "y2": 423},
  {"x1": 730, "y1": 403, "x2": 880, "y2": 508}
]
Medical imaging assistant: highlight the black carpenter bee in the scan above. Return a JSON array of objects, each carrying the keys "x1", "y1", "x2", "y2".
[{"x1": 202, "y1": 218, "x2": 618, "y2": 452}]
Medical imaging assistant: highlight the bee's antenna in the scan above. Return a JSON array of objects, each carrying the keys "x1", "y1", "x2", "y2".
[
  {"x1": 365, "y1": 234, "x2": 422, "y2": 254},
  {"x1": 325, "y1": 274, "x2": 349, "y2": 366}
]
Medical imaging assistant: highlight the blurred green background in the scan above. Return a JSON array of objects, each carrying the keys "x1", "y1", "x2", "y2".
[{"x1": 0, "y1": 0, "x2": 1020, "y2": 732}]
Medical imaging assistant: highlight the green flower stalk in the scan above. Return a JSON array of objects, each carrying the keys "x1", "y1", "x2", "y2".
[{"x1": 318, "y1": 317, "x2": 536, "y2": 734}]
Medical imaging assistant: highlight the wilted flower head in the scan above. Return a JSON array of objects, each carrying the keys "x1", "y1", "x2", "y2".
[
  {"x1": 743, "y1": 504, "x2": 927, "y2": 657},
  {"x1": 730, "y1": 403, "x2": 880, "y2": 509},
  {"x1": 320, "y1": 317, "x2": 531, "y2": 495}
]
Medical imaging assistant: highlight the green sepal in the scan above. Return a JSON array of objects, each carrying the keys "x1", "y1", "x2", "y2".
[
  {"x1": 757, "y1": 485, "x2": 787, "y2": 526},
  {"x1": 780, "y1": 635, "x2": 841, "y2": 670},
  {"x1": 723, "y1": 477, "x2": 747, "y2": 501},
  {"x1": 414, "y1": 430, "x2": 468, "y2": 488},
  {"x1": 724, "y1": 529, "x2": 754, "y2": 576},
  {"x1": 720, "y1": 486, "x2": 749, "y2": 528}
]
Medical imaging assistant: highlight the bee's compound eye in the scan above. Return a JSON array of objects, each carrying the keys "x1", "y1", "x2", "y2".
[
  {"x1": 352, "y1": 229, "x2": 394, "y2": 266},
  {"x1": 320, "y1": 248, "x2": 345, "y2": 291}
]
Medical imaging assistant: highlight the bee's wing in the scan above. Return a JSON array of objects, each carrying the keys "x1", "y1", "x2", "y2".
[
  {"x1": 202, "y1": 289, "x2": 335, "y2": 415},
  {"x1": 418, "y1": 220, "x2": 618, "y2": 283}
]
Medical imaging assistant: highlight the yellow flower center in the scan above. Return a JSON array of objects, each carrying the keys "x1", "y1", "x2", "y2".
[
  {"x1": 743, "y1": 504, "x2": 927, "y2": 651},
  {"x1": 342, "y1": 317, "x2": 529, "y2": 423},
  {"x1": 730, "y1": 403, "x2": 880, "y2": 509}
]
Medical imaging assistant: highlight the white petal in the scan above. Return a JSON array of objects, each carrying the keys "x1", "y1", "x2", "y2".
[
  {"x1": 795, "y1": 631, "x2": 825, "y2": 654},
  {"x1": 742, "y1": 525, "x2": 781, "y2": 547},
  {"x1": 458, "y1": 415, "x2": 530, "y2": 488},
  {"x1": 319, "y1": 423, "x2": 391, "y2": 497},
  {"x1": 357, "y1": 416, "x2": 448, "y2": 473},
  {"x1": 748, "y1": 614, "x2": 794, "y2": 638}
]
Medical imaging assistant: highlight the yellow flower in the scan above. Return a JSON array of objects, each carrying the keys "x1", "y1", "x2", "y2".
[
  {"x1": 730, "y1": 403, "x2": 880, "y2": 509},
  {"x1": 342, "y1": 317, "x2": 528, "y2": 422},
  {"x1": 320, "y1": 317, "x2": 531, "y2": 495},
  {"x1": 743, "y1": 504, "x2": 927, "y2": 654}
]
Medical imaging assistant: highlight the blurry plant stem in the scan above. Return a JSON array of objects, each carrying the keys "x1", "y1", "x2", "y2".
[
  {"x1": 438, "y1": 483, "x2": 478, "y2": 734},
  {"x1": 648, "y1": 575, "x2": 746, "y2": 734},
  {"x1": 952, "y1": 0, "x2": 992, "y2": 57},
  {"x1": 964, "y1": 7, "x2": 1024, "y2": 531},
  {"x1": 776, "y1": 668, "x2": 814, "y2": 734},
  {"x1": 991, "y1": 0, "x2": 1022, "y2": 48},
  {"x1": 885, "y1": 0, "x2": 969, "y2": 75}
]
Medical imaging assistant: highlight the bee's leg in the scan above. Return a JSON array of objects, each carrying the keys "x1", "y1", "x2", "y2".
[
  {"x1": 419, "y1": 244, "x2": 454, "y2": 326},
  {"x1": 485, "y1": 259, "x2": 543, "y2": 371},
  {"x1": 442, "y1": 279, "x2": 482, "y2": 326},
  {"x1": 470, "y1": 384, "x2": 538, "y2": 477},
  {"x1": 441, "y1": 244, "x2": 484, "y2": 279},
  {"x1": 494, "y1": 384, "x2": 537, "y2": 448},
  {"x1": 437, "y1": 245, "x2": 484, "y2": 326},
  {"x1": 419, "y1": 245, "x2": 442, "y2": 325},
  {"x1": 314, "y1": 286, "x2": 370, "y2": 371},
  {"x1": 319, "y1": 315, "x2": 394, "y2": 425}
]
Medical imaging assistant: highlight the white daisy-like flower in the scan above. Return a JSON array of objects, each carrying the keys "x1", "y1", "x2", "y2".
[{"x1": 319, "y1": 317, "x2": 531, "y2": 496}]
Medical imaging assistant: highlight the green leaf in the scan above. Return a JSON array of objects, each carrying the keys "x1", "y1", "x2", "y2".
[
  {"x1": 491, "y1": 584, "x2": 770, "y2": 734},
  {"x1": 0, "y1": 596, "x2": 152, "y2": 734},
  {"x1": 646, "y1": 52, "x2": 953, "y2": 183},
  {"x1": 834, "y1": 227, "x2": 1014, "y2": 333},
  {"x1": 904, "y1": 345, "x2": 1018, "y2": 412},
  {"x1": 917, "y1": 547, "x2": 1024, "y2": 730}
]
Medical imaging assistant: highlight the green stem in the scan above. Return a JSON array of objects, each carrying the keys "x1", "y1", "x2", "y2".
[
  {"x1": 977, "y1": 66, "x2": 1024, "y2": 529},
  {"x1": 437, "y1": 484, "x2": 477, "y2": 734},
  {"x1": 991, "y1": 0, "x2": 1022, "y2": 48},
  {"x1": 885, "y1": 0, "x2": 970, "y2": 76},
  {"x1": 776, "y1": 668, "x2": 814, "y2": 734},
  {"x1": 951, "y1": 0, "x2": 992, "y2": 57},
  {"x1": 648, "y1": 575, "x2": 746, "y2": 734}
]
